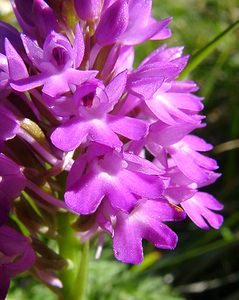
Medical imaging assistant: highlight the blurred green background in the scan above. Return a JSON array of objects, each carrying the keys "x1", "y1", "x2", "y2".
[{"x1": 1, "y1": 0, "x2": 239, "y2": 299}]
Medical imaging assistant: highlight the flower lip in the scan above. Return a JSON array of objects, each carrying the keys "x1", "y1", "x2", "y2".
[
  {"x1": 82, "y1": 92, "x2": 95, "y2": 108},
  {"x1": 43, "y1": 31, "x2": 74, "y2": 70},
  {"x1": 97, "y1": 152, "x2": 128, "y2": 175},
  {"x1": 51, "y1": 46, "x2": 71, "y2": 69}
]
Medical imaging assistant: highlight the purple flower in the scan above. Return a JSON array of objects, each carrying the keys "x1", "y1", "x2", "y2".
[
  {"x1": 126, "y1": 45, "x2": 203, "y2": 124},
  {"x1": 118, "y1": 0, "x2": 171, "y2": 45},
  {"x1": 11, "y1": 0, "x2": 59, "y2": 41},
  {"x1": 65, "y1": 143, "x2": 165, "y2": 214},
  {"x1": 10, "y1": 26, "x2": 97, "y2": 97},
  {"x1": 113, "y1": 199, "x2": 186, "y2": 263},
  {"x1": 1, "y1": 36, "x2": 29, "y2": 98},
  {"x1": 166, "y1": 135, "x2": 218, "y2": 184},
  {"x1": 95, "y1": 0, "x2": 171, "y2": 46},
  {"x1": 0, "y1": 0, "x2": 223, "y2": 272},
  {"x1": 0, "y1": 225, "x2": 35, "y2": 299},
  {"x1": 51, "y1": 71, "x2": 148, "y2": 151},
  {"x1": 181, "y1": 192, "x2": 224, "y2": 229},
  {"x1": 145, "y1": 135, "x2": 218, "y2": 185},
  {"x1": 0, "y1": 154, "x2": 26, "y2": 225}
]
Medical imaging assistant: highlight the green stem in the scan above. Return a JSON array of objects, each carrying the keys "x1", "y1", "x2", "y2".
[
  {"x1": 73, "y1": 240, "x2": 90, "y2": 300},
  {"x1": 57, "y1": 212, "x2": 90, "y2": 300}
]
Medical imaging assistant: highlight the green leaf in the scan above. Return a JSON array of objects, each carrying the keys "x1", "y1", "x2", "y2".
[
  {"x1": 22, "y1": 191, "x2": 43, "y2": 218},
  {"x1": 180, "y1": 19, "x2": 239, "y2": 78},
  {"x1": 10, "y1": 213, "x2": 30, "y2": 237}
]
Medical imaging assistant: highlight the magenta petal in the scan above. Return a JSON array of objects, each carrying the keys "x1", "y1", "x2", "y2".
[
  {"x1": 0, "y1": 153, "x2": 23, "y2": 176},
  {"x1": 127, "y1": 75, "x2": 164, "y2": 100},
  {"x1": 12, "y1": 2, "x2": 36, "y2": 38},
  {"x1": 66, "y1": 154, "x2": 89, "y2": 188},
  {"x1": 181, "y1": 192, "x2": 224, "y2": 230},
  {"x1": 156, "y1": 96, "x2": 198, "y2": 123},
  {"x1": 149, "y1": 121, "x2": 198, "y2": 147},
  {"x1": 89, "y1": 121, "x2": 122, "y2": 148},
  {"x1": 0, "y1": 226, "x2": 35, "y2": 285},
  {"x1": 1, "y1": 175, "x2": 26, "y2": 200},
  {"x1": 105, "y1": 180, "x2": 137, "y2": 212},
  {"x1": 42, "y1": 73, "x2": 70, "y2": 97},
  {"x1": 198, "y1": 192, "x2": 224, "y2": 210},
  {"x1": 127, "y1": 0, "x2": 152, "y2": 29},
  {"x1": 183, "y1": 135, "x2": 213, "y2": 151},
  {"x1": 120, "y1": 170, "x2": 164, "y2": 199},
  {"x1": 141, "y1": 221, "x2": 178, "y2": 249},
  {"x1": 65, "y1": 69, "x2": 98, "y2": 86},
  {"x1": 139, "y1": 45, "x2": 182, "y2": 67},
  {"x1": 105, "y1": 70, "x2": 127, "y2": 104},
  {"x1": 146, "y1": 98, "x2": 177, "y2": 124},
  {"x1": 165, "y1": 186, "x2": 196, "y2": 204},
  {"x1": 107, "y1": 115, "x2": 148, "y2": 140},
  {"x1": 136, "y1": 201, "x2": 181, "y2": 249},
  {"x1": 121, "y1": 17, "x2": 172, "y2": 45},
  {"x1": 21, "y1": 33, "x2": 43, "y2": 69},
  {"x1": 113, "y1": 46, "x2": 134, "y2": 74},
  {"x1": 164, "y1": 93, "x2": 203, "y2": 112},
  {"x1": 113, "y1": 214, "x2": 143, "y2": 264},
  {"x1": 10, "y1": 73, "x2": 47, "y2": 92},
  {"x1": 5, "y1": 38, "x2": 28, "y2": 80},
  {"x1": 65, "y1": 173, "x2": 105, "y2": 214},
  {"x1": 124, "y1": 153, "x2": 164, "y2": 175},
  {"x1": 151, "y1": 27, "x2": 171, "y2": 40},
  {"x1": 170, "y1": 149, "x2": 209, "y2": 183},
  {"x1": 169, "y1": 80, "x2": 199, "y2": 93},
  {"x1": 51, "y1": 118, "x2": 90, "y2": 151},
  {"x1": 113, "y1": 199, "x2": 184, "y2": 264},
  {"x1": 138, "y1": 200, "x2": 186, "y2": 222},
  {"x1": 188, "y1": 150, "x2": 218, "y2": 170},
  {"x1": 73, "y1": 23, "x2": 85, "y2": 68}
]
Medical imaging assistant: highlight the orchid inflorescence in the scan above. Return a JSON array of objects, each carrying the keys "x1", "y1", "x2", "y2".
[{"x1": 0, "y1": 0, "x2": 223, "y2": 299}]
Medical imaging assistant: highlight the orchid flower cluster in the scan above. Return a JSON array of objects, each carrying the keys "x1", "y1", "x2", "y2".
[{"x1": 0, "y1": 0, "x2": 224, "y2": 299}]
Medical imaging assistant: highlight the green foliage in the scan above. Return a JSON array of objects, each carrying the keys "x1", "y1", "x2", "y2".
[
  {"x1": 7, "y1": 257, "x2": 184, "y2": 300},
  {"x1": 88, "y1": 260, "x2": 183, "y2": 300},
  {"x1": 7, "y1": 277, "x2": 56, "y2": 300}
]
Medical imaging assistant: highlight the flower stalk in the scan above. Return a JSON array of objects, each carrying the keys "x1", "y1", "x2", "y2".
[
  {"x1": 74, "y1": 240, "x2": 90, "y2": 300},
  {"x1": 57, "y1": 212, "x2": 80, "y2": 299},
  {"x1": 57, "y1": 213, "x2": 89, "y2": 300}
]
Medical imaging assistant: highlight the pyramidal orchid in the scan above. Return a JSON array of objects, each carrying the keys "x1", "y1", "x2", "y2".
[{"x1": 0, "y1": 0, "x2": 223, "y2": 299}]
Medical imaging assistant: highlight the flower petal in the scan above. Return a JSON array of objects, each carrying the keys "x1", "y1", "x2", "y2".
[{"x1": 107, "y1": 115, "x2": 148, "y2": 140}]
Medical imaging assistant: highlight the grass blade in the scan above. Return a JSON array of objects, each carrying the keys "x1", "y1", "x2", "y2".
[{"x1": 180, "y1": 19, "x2": 239, "y2": 78}]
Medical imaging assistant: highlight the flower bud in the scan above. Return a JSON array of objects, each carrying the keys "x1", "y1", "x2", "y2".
[
  {"x1": 95, "y1": 0, "x2": 129, "y2": 45},
  {"x1": 0, "y1": 21, "x2": 24, "y2": 55},
  {"x1": 12, "y1": 0, "x2": 58, "y2": 41},
  {"x1": 32, "y1": 0, "x2": 59, "y2": 39},
  {"x1": 74, "y1": 0, "x2": 101, "y2": 21}
]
